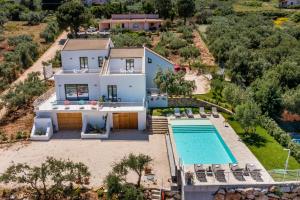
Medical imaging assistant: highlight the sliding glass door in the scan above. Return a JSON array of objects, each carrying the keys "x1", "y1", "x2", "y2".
[
  {"x1": 79, "y1": 57, "x2": 88, "y2": 69},
  {"x1": 65, "y1": 84, "x2": 89, "y2": 100}
]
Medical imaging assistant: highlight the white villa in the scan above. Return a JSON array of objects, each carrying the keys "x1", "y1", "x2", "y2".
[{"x1": 32, "y1": 38, "x2": 173, "y2": 140}]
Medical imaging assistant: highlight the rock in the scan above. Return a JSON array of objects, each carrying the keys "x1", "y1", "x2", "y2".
[
  {"x1": 269, "y1": 186, "x2": 277, "y2": 193},
  {"x1": 267, "y1": 193, "x2": 280, "y2": 199},
  {"x1": 215, "y1": 193, "x2": 225, "y2": 200},
  {"x1": 246, "y1": 194, "x2": 255, "y2": 199},
  {"x1": 292, "y1": 187, "x2": 300, "y2": 194},
  {"x1": 218, "y1": 189, "x2": 226, "y2": 195},
  {"x1": 225, "y1": 192, "x2": 242, "y2": 200},
  {"x1": 261, "y1": 189, "x2": 268, "y2": 194},
  {"x1": 255, "y1": 194, "x2": 269, "y2": 200}
]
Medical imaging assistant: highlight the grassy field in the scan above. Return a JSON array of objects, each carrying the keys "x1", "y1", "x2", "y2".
[
  {"x1": 222, "y1": 113, "x2": 300, "y2": 170},
  {"x1": 3, "y1": 21, "x2": 49, "y2": 54}
]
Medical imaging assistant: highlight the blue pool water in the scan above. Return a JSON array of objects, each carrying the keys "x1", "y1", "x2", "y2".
[{"x1": 171, "y1": 122, "x2": 237, "y2": 165}]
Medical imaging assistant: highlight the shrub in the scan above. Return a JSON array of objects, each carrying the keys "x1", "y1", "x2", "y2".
[
  {"x1": 154, "y1": 45, "x2": 169, "y2": 57},
  {"x1": 259, "y1": 115, "x2": 300, "y2": 162},
  {"x1": 169, "y1": 39, "x2": 188, "y2": 50},
  {"x1": 291, "y1": 12, "x2": 300, "y2": 23},
  {"x1": 40, "y1": 20, "x2": 60, "y2": 43},
  {"x1": 112, "y1": 32, "x2": 151, "y2": 47},
  {"x1": 8, "y1": 35, "x2": 33, "y2": 46},
  {"x1": 16, "y1": 131, "x2": 28, "y2": 140},
  {"x1": 179, "y1": 45, "x2": 200, "y2": 60},
  {"x1": 0, "y1": 131, "x2": 8, "y2": 142},
  {"x1": 243, "y1": 1, "x2": 262, "y2": 7}
]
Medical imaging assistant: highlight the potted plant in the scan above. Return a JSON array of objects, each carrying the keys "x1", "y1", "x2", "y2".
[{"x1": 185, "y1": 171, "x2": 194, "y2": 185}]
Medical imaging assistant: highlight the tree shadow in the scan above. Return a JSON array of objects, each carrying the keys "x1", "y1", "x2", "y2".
[{"x1": 241, "y1": 132, "x2": 268, "y2": 147}]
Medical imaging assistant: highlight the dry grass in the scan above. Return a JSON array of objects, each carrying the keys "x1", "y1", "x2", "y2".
[{"x1": 3, "y1": 21, "x2": 50, "y2": 54}]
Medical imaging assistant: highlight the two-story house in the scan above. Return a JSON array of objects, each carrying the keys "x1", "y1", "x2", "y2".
[{"x1": 32, "y1": 38, "x2": 173, "y2": 139}]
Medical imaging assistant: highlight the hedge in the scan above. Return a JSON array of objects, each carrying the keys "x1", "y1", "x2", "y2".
[{"x1": 259, "y1": 115, "x2": 300, "y2": 162}]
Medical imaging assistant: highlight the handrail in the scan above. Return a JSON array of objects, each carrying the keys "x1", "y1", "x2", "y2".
[{"x1": 33, "y1": 88, "x2": 55, "y2": 108}]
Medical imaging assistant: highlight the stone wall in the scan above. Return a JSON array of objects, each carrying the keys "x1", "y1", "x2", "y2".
[
  {"x1": 168, "y1": 97, "x2": 233, "y2": 115},
  {"x1": 214, "y1": 185, "x2": 300, "y2": 200}
]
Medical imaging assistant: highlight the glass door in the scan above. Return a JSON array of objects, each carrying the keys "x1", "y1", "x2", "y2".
[
  {"x1": 107, "y1": 85, "x2": 117, "y2": 102},
  {"x1": 80, "y1": 57, "x2": 88, "y2": 69}
]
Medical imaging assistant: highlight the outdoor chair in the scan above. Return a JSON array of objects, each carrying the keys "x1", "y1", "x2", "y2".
[
  {"x1": 194, "y1": 164, "x2": 207, "y2": 182},
  {"x1": 230, "y1": 163, "x2": 245, "y2": 181},
  {"x1": 212, "y1": 164, "x2": 226, "y2": 182},
  {"x1": 199, "y1": 107, "x2": 206, "y2": 118},
  {"x1": 174, "y1": 108, "x2": 181, "y2": 118},
  {"x1": 212, "y1": 107, "x2": 219, "y2": 118},
  {"x1": 186, "y1": 108, "x2": 194, "y2": 118},
  {"x1": 245, "y1": 163, "x2": 263, "y2": 182}
]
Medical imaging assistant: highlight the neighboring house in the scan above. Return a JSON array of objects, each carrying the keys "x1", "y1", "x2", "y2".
[
  {"x1": 279, "y1": 0, "x2": 300, "y2": 7},
  {"x1": 33, "y1": 38, "x2": 173, "y2": 139},
  {"x1": 99, "y1": 14, "x2": 163, "y2": 31}
]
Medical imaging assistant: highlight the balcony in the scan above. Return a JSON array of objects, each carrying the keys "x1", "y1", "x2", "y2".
[
  {"x1": 56, "y1": 68, "x2": 101, "y2": 74},
  {"x1": 34, "y1": 94, "x2": 146, "y2": 112}
]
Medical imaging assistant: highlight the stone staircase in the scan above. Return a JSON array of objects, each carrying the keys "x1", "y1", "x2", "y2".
[
  {"x1": 147, "y1": 116, "x2": 168, "y2": 134},
  {"x1": 150, "y1": 188, "x2": 161, "y2": 200}
]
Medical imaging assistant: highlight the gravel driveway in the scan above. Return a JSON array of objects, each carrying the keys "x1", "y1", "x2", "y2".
[{"x1": 0, "y1": 131, "x2": 171, "y2": 188}]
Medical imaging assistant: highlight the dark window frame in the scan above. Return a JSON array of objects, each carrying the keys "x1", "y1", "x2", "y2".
[
  {"x1": 148, "y1": 57, "x2": 152, "y2": 63},
  {"x1": 79, "y1": 57, "x2": 88, "y2": 69},
  {"x1": 98, "y1": 56, "x2": 104, "y2": 68},
  {"x1": 107, "y1": 85, "x2": 117, "y2": 102},
  {"x1": 65, "y1": 84, "x2": 89, "y2": 100},
  {"x1": 125, "y1": 59, "x2": 134, "y2": 70}
]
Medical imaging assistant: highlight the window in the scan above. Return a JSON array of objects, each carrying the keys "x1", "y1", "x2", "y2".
[
  {"x1": 107, "y1": 85, "x2": 117, "y2": 101},
  {"x1": 126, "y1": 59, "x2": 134, "y2": 70},
  {"x1": 133, "y1": 23, "x2": 139, "y2": 29},
  {"x1": 98, "y1": 56, "x2": 103, "y2": 68},
  {"x1": 148, "y1": 57, "x2": 152, "y2": 63},
  {"x1": 65, "y1": 84, "x2": 89, "y2": 100},
  {"x1": 79, "y1": 57, "x2": 88, "y2": 69}
]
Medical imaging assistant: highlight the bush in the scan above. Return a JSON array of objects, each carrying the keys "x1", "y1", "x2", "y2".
[
  {"x1": 40, "y1": 20, "x2": 60, "y2": 43},
  {"x1": 243, "y1": 1, "x2": 262, "y2": 7},
  {"x1": 16, "y1": 131, "x2": 28, "y2": 140},
  {"x1": 169, "y1": 39, "x2": 188, "y2": 50},
  {"x1": 154, "y1": 45, "x2": 169, "y2": 57},
  {"x1": 179, "y1": 45, "x2": 200, "y2": 60},
  {"x1": 8, "y1": 35, "x2": 33, "y2": 46},
  {"x1": 259, "y1": 115, "x2": 300, "y2": 162},
  {"x1": 112, "y1": 32, "x2": 151, "y2": 47},
  {"x1": 291, "y1": 12, "x2": 300, "y2": 23},
  {"x1": 0, "y1": 131, "x2": 8, "y2": 142}
]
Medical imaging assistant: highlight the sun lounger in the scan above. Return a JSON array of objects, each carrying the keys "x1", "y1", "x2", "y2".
[
  {"x1": 199, "y1": 107, "x2": 206, "y2": 118},
  {"x1": 186, "y1": 108, "x2": 194, "y2": 118},
  {"x1": 212, "y1": 107, "x2": 219, "y2": 118},
  {"x1": 212, "y1": 164, "x2": 226, "y2": 182},
  {"x1": 194, "y1": 164, "x2": 207, "y2": 182},
  {"x1": 230, "y1": 163, "x2": 245, "y2": 181},
  {"x1": 174, "y1": 108, "x2": 181, "y2": 118},
  {"x1": 245, "y1": 163, "x2": 263, "y2": 182}
]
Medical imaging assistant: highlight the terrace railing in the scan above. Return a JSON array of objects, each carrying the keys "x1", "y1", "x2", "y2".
[
  {"x1": 269, "y1": 169, "x2": 300, "y2": 182},
  {"x1": 33, "y1": 87, "x2": 55, "y2": 108}
]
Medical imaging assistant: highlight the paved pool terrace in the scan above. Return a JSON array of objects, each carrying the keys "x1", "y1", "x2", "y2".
[{"x1": 168, "y1": 115, "x2": 274, "y2": 186}]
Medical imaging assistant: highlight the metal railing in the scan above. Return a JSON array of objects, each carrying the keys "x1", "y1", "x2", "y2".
[
  {"x1": 58, "y1": 68, "x2": 100, "y2": 74},
  {"x1": 269, "y1": 169, "x2": 300, "y2": 182}
]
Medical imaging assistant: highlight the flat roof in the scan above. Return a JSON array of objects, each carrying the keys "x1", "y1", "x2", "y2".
[
  {"x1": 63, "y1": 39, "x2": 110, "y2": 51},
  {"x1": 101, "y1": 19, "x2": 163, "y2": 23},
  {"x1": 110, "y1": 48, "x2": 144, "y2": 58}
]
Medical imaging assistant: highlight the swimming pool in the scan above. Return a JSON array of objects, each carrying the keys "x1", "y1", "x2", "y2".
[{"x1": 171, "y1": 119, "x2": 237, "y2": 165}]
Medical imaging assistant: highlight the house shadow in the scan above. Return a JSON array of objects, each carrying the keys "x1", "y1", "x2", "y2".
[
  {"x1": 51, "y1": 130, "x2": 81, "y2": 140},
  {"x1": 105, "y1": 130, "x2": 150, "y2": 141},
  {"x1": 242, "y1": 132, "x2": 267, "y2": 147}
]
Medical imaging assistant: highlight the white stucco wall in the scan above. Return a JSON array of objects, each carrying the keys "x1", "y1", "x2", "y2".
[
  {"x1": 61, "y1": 49, "x2": 109, "y2": 71},
  {"x1": 54, "y1": 74, "x2": 101, "y2": 101},
  {"x1": 144, "y1": 48, "x2": 174, "y2": 89},
  {"x1": 83, "y1": 112, "x2": 107, "y2": 128},
  {"x1": 109, "y1": 58, "x2": 143, "y2": 73},
  {"x1": 100, "y1": 74, "x2": 146, "y2": 101}
]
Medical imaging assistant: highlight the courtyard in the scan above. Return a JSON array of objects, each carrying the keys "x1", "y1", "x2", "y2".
[{"x1": 0, "y1": 131, "x2": 171, "y2": 189}]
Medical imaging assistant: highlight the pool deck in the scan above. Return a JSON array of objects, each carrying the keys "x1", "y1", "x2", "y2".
[{"x1": 168, "y1": 114, "x2": 274, "y2": 186}]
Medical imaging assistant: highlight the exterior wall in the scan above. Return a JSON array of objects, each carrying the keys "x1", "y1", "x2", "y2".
[
  {"x1": 82, "y1": 112, "x2": 107, "y2": 128},
  {"x1": 145, "y1": 49, "x2": 174, "y2": 89},
  {"x1": 54, "y1": 74, "x2": 101, "y2": 101},
  {"x1": 36, "y1": 111, "x2": 58, "y2": 131},
  {"x1": 109, "y1": 58, "x2": 143, "y2": 73},
  {"x1": 138, "y1": 110, "x2": 146, "y2": 130},
  {"x1": 100, "y1": 74, "x2": 146, "y2": 101},
  {"x1": 61, "y1": 49, "x2": 109, "y2": 71}
]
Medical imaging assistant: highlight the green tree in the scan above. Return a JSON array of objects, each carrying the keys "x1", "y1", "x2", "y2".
[
  {"x1": 283, "y1": 86, "x2": 300, "y2": 115},
  {"x1": 0, "y1": 157, "x2": 90, "y2": 199},
  {"x1": 105, "y1": 172, "x2": 123, "y2": 199},
  {"x1": 125, "y1": 153, "x2": 152, "y2": 188},
  {"x1": 154, "y1": 69, "x2": 196, "y2": 96},
  {"x1": 154, "y1": 0, "x2": 173, "y2": 19},
  {"x1": 222, "y1": 83, "x2": 247, "y2": 107},
  {"x1": 235, "y1": 101, "x2": 261, "y2": 134},
  {"x1": 56, "y1": 0, "x2": 91, "y2": 37},
  {"x1": 177, "y1": 0, "x2": 195, "y2": 24},
  {"x1": 142, "y1": 0, "x2": 155, "y2": 14}
]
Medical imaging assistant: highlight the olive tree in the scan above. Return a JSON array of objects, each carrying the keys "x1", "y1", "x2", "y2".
[{"x1": 0, "y1": 157, "x2": 90, "y2": 199}]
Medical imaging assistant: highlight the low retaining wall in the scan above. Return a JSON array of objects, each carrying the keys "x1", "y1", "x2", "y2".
[
  {"x1": 168, "y1": 97, "x2": 233, "y2": 115},
  {"x1": 214, "y1": 184, "x2": 300, "y2": 200}
]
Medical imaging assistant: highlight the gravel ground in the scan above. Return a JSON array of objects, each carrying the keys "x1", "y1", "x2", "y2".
[{"x1": 0, "y1": 131, "x2": 171, "y2": 189}]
